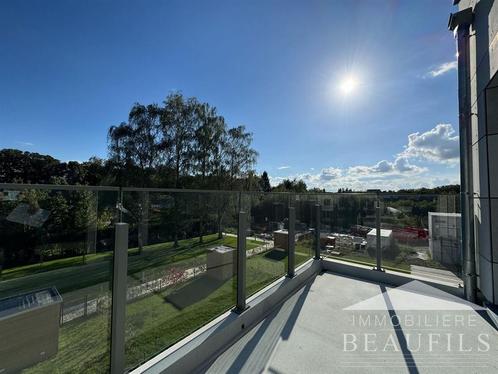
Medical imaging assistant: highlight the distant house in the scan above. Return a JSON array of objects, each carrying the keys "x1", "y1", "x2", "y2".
[
  {"x1": 366, "y1": 229, "x2": 393, "y2": 251},
  {"x1": 428, "y1": 212, "x2": 461, "y2": 267}
]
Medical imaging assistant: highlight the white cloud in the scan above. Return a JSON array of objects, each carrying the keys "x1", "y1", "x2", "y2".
[
  {"x1": 401, "y1": 124, "x2": 459, "y2": 163},
  {"x1": 292, "y1": 171, "x2": 458, "y2": 192},
  {"x1": 17, "y1": 141, "x2": 34, "y2": 146},
  {"x1": 320, "y1": 167, "x2": 342, "y2": 180},
  {"x1": 427, "y1": 61, "x2": 457, "y2": 78},
  {"x1": 269, "y1": 123, "x2": 459, "y2": 191},
  {"x1": 277, "y1": 165, "x2": 291, "y2": 170},
  {"x1": 269, "y1": 175, "x2": 287, "y2": 186},
  {"x1": 348, "y1": 157, "x2": 426, "y2": 177}
]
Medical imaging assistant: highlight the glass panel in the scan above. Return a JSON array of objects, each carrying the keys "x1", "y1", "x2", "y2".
[
  {"x1": 319, "y1": 193, "x2": 378, "y2": 268},
  {"x1": 294, "y1": 194, "x2": 318, "y2": 265},
  {"x1": 242, "y1": 192, "x2": 290, "y2": 297},
  {"x1": 486, "y1": 85, "x2": 498, "y2": 133},
  {"x1": 379, "y1": 194, "x2": 462, "y2": 283},
  {"x1": 0, "y1": 187, "x2": 117, "y2": 374},
  {"x1": 121, "y1": 190, "x2": 239, "y2": 371}
]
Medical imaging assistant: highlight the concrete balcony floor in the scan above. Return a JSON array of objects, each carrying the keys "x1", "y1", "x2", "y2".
[{"x1": 203, "y1": 272, "x2": 498, "y2": 374}]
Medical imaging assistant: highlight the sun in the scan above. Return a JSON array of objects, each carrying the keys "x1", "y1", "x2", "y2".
[{"x1": 339, "y1": 75, "x2": 359, "y2": 96}]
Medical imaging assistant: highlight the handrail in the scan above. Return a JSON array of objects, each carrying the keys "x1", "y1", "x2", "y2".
[
  {"x1": 0, "y1": 183, "x2": 459, "y2": 199},
  {"x1": 0, "y1": 183, "x2": 120, "y2": 191}
]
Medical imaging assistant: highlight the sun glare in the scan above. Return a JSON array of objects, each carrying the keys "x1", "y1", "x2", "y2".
[{"x1": 339, "y1": 75, "x2": 359, "y2": 96}]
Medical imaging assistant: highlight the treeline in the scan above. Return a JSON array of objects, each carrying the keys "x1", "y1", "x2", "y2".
[
  {"x1": 0, "y1": 147, "x2": 460, "y2": 195},
  {"x1": 396, "y1": 185, "x2": 460, "y2": 195},
  {"x1": 0, "y1": 150, "x2": 109, "y2": 186},
  {"x1": 0, "y1": 148, "x2": 317, "y2": 194},
  {"x1": 336, "y1": 185, "x2": 460, "y2": 194},
  {"x1": 0, "y1": 93, "x2": 260, "y2": 191},
  {"x1": 0, "y1": 92, "x2": 317, "y2": 193}
]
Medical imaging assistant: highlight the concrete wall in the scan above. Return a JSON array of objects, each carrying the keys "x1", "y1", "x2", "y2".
[
  {"x1": 273, "y1": 230, "x2": 289, "y2": 250},
  {"x1": 0, "y1": 298, "x2": 61, "y2": 373},
  {"x1": 458, "y1": 0, "x2": 498, "y2": 304},
  {"x1": 428, "y1": 213, "x2": 462, "y2": 267}
]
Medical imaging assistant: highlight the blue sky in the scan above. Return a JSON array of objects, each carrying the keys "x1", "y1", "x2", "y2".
[{"x1": 0, "y1": 0, "x2": 460, "y2": 190}]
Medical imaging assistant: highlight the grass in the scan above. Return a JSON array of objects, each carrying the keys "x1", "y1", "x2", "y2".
[
  {"x1": 23, "y1": 247, "x2": 311, "y2": 374},
  {"x1": 1, "y1": 252, "x2": 109, "y2": 280},
  {"x1": 1, "y1": 234, "x2": 261, "y2": 281},
  {"x1": 23, "y1": 235, "x2": 459, "y2": 372},
  {"x1": 0, "y1": 234, "x2": 263, "y2": 301}
]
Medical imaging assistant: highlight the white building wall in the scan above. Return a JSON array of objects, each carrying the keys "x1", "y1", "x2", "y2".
[
  {"x1": 459, "y1": 0, "x2": 498, "y2": 304},
  {"x1": 428, "y1": 213, "x2": 462, "y2": 267}
]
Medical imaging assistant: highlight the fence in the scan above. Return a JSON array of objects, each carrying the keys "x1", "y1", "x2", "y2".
[{"x1": 0, "y1": 183, "x2": 461, "y2": 373}]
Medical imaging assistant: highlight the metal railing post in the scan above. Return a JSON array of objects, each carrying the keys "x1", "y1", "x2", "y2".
[
  {"x1": 314, "y1": 204, "x2": 321, "y2": 259},
  {"x1": 111, "y1": 223, "x2": 128, "y2": 374},
  {"x1": 118, "y1": 188, "x2": 123, "y2": 223},
  {"x1": 374, "y1": 196, "x2": 384, "y2": 272},
  {"x1": 235, "y1": 211, "x2": 247, "y2": 312},
  {"x1": 287, "y1": 207, "x2": 296, "y2": 277}
]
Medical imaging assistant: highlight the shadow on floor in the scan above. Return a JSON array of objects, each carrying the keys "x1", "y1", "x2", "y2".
[
  {"x1": 380, "y1": 284, "x2": 419, "y2": 374},
  {"x1": 222, "y1": 281, "x2": 313, "y2": 374},
  {"x1": 165, "y1": 275, "x2": 230, "y2": 310},
  {"x1": 476, "y1": 309, "x2": 498, "y2": 332}
]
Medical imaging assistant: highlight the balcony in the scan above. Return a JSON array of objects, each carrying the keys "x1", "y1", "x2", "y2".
[
  {"x1": 0, "y1": 183, "x2": 495, "y2": 374},
  {"x1": 202, "y1": 271, "x2": 498, "y2": 374}
]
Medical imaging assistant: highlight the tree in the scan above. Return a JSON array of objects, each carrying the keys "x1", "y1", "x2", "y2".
[
  {"x1": 192, "y1": 103, "x2": 225, "y2": 243},
  {"x1": 0, "y1": 91, "x2": 264, "y2": 268},
  {"x1": 308, "y1": 187, "x2": 326, "y2": 193},
  {"x1": 192, "y1": 103, "x2": 225, "y2": 187},
  {"x1": 224, "y1": 126, "x2": 258, "y2": 190},
  {"x1": 0, "y1": 149, "x2": 60, "y2": 184},
  {"x1": 259, "y1": 171, "x2": 271, "y2": 192},
  {"x1": 81, "y1": 157, "x2": 109, "y2": 185},
  {"x1": 0, "y1": 149, "x2": 108, "y2": 186},
  {"x1": 158, "y1": 93, "x2": 199, "y2": 246},
  {"x1": 159, "y1": 93, "x2": 198, "y2": 189},
  {"x1": 127, "y1": 103, "x2": 161, "y2": 187},
  {"x1": 107, "y1": 122, "x2": 134, "y2": 186},
  {"x1": 272, "y1": 178, "x2": 307, "y2": 193},
  {"x1": 107, "y1": 115, "x2": 159, "y2": 254},
  {"x1": 107, "y1": 104, "x2": 161, "y2": 188}
]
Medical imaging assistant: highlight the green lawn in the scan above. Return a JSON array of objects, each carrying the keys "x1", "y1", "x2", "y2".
[
  {"x1": 1, "y1": 233, "x2": 261, "y2": 281},
  {"x1": 23, "y1": 248, "x2": 311, "y2": 374},
  {"x1": 0, "y1": 234, "x2": 263, "y2": 301}
]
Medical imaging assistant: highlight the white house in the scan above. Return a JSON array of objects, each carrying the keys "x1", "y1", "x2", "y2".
[{"x1": 366, "y1": 228, "x2": 393, "y2": 251}]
